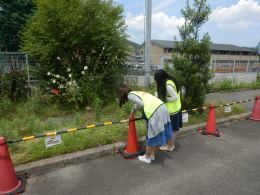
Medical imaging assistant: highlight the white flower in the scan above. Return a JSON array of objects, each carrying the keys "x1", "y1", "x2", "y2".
[
  {"x1": 52, "y1": 79, "x2": 56, "y2": 83},
  {"x1": 56, "y1": 57, "x2": 61, "y2": 60},
  {"x1": 105, "y1": 61, "x2": 107, "y2": 64},
  {"x1": 56, "y1": 75, "x2": 60, "y2": 78},
  {"x1": 47, "y1": 72, "x2": 51, "y2": 76},
  {"x1": 81, "y1": 71, "x2": 85, "y2": 75},
  {"x1": 68, "y1": 74, "x2": 72, "y2": 78},
  {"x1": 68, "y1": 81, "x2": 72, "y2": 85},
  {"x1": 73, "y1": 80, "x2": 76, "y2": 84},
  {"x1": 67, "y1": 68, "x2": 71, "y2": 72},
  {"x1": 84, "y1": 66, "x2": 88, "y2": 70},
  {"x1": 102, "y1": 46, "x2": 105, "y2": 50}
]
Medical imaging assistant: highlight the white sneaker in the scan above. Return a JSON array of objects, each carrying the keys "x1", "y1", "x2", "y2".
[
  {"x1": 159, "y1": 145, "x2": 175, "y2": 152},
  {"x1": 138, "y1": 155, "x2": 151, "y2": 164}
]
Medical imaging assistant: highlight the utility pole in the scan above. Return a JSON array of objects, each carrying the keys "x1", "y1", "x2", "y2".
[
  {"x1": 257, "y1": 41, "x2": 260, "y2": 63},
  {"x1": 145, "y1": 0, "x2": 152, "y2": 87}
]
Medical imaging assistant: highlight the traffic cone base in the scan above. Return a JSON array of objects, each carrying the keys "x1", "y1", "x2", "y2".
[
  {"x1": 250, "y1": 96, "x2": 260, "y2": 121},
  {"x1": 0, "y1": 175, "x2": 27, "y2": 195},
  {"x1": 202, "y1": 129, "x2": 221, "y2": 137},
  {"x1": 249, "y1": 117, "x2": 260, "y2": 121},
  {"x1": 118, "y1": 146, "x2": 145, "y2": 159}
]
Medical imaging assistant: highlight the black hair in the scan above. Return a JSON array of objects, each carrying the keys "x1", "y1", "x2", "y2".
[
  {"x1": 117, "y1": 85, "x2": 132, "y2": 107},
  {"x1": 154, "y1": 69, "x2": 180, "y2": 102}
]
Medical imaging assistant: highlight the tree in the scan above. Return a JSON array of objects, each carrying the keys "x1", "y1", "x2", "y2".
[
  {"x1": 166, "y1": 0, "x2": 212, "y2": 110},
  {"x1": 0, "y1": 0, "x2": 34, "y2": 51},
  {"x1": 21, "y1": 0, "x2": 128, "y2": 107}
]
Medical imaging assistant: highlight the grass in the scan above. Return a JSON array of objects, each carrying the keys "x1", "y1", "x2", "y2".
[
  {"x1": 183, "y1": 99, "x2": 246, "y2": 126},
  {"x1": 0, "y1": 90, "x2": 246, "y2": 166},
  {"x1": 210, "y1": 79, "x2": 260, "y2": 92}
]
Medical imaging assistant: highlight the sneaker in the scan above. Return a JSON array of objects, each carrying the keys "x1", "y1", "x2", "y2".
[
  {"x1": 159, "y1": 145, "x2": 175, "y2": 152},
  {"x1": 138, "y1": 155, "x2": 151, "y2": 164}
]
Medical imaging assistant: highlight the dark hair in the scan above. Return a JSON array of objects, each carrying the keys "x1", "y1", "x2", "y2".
[
  {"x1": 154, "y1": 69, "x2": 180, "y2": 102},
  {"x1": 117, "y1": 84, "x2": 132, "y2": 107}
]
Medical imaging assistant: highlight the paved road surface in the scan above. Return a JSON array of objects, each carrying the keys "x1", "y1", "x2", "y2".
[
  {"x1": 24, "y1": 119, "x2": 260, "y2": 195},
  {"x1": 206, "y1": 89, "x2": 260, "y2": 110}
]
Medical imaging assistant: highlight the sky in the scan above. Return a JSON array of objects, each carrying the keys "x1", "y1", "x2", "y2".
[{"x1": 114, "y1": 0, "x2": 260, "y2": 47}]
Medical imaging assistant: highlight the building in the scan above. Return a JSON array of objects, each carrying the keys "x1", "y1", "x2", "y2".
[{"x1": 137, "y1": 40, "x2": 260, "y2": 73}]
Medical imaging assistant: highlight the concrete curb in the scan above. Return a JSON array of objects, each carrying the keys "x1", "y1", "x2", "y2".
[{"x1": 15, "y1": 112, "x2": 251, "y2": 177}]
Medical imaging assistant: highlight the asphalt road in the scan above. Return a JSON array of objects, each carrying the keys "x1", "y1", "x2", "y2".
[
  {"x1": 24, "y1": 119, "x2": 260, "y2": 195},
  {"x1": 206, "y1": 89, "x2": 260, "y2": 110}
]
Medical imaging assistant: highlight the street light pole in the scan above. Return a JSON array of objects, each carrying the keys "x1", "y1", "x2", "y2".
[{"x1": 145, "y1": 0, "x2": 152, "y2": 87}]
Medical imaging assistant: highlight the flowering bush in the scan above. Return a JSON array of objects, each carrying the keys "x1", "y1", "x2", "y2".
[
  {"x1": 21, "y1": 0, "x2": 128, "y2": 110},
  {"x1": 47, "y1": 65, "x2": 90, "y2": 109}
]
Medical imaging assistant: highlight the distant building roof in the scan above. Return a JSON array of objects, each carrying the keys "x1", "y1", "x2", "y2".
[
  {"x1": 127, "y1": 40, "x2": 141, "y2": 48},
  {"x1": 150, "y1": 40, "x2": 257, "y2": 53},
  {"x1": 210, "y1": 43, "x2": 256, "y2": 52},
  {"x1": 151, "y1": 40, "x2": 177, "y2": 48}
]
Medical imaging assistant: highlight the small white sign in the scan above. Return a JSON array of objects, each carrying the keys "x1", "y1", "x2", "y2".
[
  {"x1": 182, "y1": 113, "x2": 189, "y2": 123},
  {"x1": 224, "y1": 106, "x2": 232, "y2": 113},
  {"x1": 45, "y1": 135, "x2": 62, "y2": 148}
]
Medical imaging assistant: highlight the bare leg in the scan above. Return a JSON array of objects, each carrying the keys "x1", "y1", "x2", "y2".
[
  {"x1": 173, "y1": 133, "x2": 177, "y2": 146},
  {"x1": 151, "y1": 146, "x2": 158, "y2": 159},
  {"x1": 145, "y1": 146, "x2": 153, "y2": 158},
  {"x1": 170, "y1": 132, "x2": 176, "y2": 148}
]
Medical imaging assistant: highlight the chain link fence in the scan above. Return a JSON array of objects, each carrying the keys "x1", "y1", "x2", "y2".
[{"x1": 0, "y1": 52, "x2": 39, "y2": 85}]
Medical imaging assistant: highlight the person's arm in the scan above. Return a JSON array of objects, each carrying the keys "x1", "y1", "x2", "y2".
[
  {"x1": 127, "y1": 93, "x2": 144, "y2": 114},
  {"x1": 166, "y1": 84, "x2": 178, "y2": 102}
]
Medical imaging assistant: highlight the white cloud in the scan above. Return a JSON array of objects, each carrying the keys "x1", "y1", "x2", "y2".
[
  {"x1": 153, "y1": 0, "x2": 177, "y2": 12},
  {"x1": 125, "y1": 12, "x2": 184, "y2": 43},
  {"x1": 210, "y1": 0, "x2": 260, "y2": 29}
]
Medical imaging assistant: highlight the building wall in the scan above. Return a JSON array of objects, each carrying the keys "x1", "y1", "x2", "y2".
[
  {"x1": 140, "y1": 44, "x2": 169, "y2": 66},
  {"x1": 139, "y1": 43, "x2": 259, "y2": 72},
  {"x1": 211, "y1": 54, "x2": 258, "y2": 62},
  {"x1": 211, "y1": 54, "x2": 259, "y2": 72}
]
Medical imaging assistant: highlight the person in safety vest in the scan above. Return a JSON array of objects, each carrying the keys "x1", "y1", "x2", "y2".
[
  {"x1": 154, "y1": 69, "x2": 182, "y2": 152},
  {"x1": 118, "y1": 85, "x2": 173, "y2": 164}
]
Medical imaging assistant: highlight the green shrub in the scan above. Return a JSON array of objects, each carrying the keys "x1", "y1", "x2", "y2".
[
  {"x1": 218, "y1": 79, "x2": 233, "y2": 90},
  {"x1": 256, "y1": 73, "x2": 260, "y2": 83},
  {"x1": 0, "y1": 70, "x2": 29, "y2": 102},
  {"x1": 21, "y1": 0, "x2": 128, "y2": 108},
  {"x1": 166, "y1": 0, "x2": 212, "y2": 110},
  {"x1": 0, "y1": 96, "x2": 13, "y2": 117}
]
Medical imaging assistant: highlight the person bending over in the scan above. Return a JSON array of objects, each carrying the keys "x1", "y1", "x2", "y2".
[{"x1": 118, "y1": 85, "x2": 173, "y2": 164}]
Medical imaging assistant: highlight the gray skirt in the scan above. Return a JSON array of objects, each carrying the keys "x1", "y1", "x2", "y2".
[{"x1": 146, "y1": 104, "x2": 171, "y2": 139}]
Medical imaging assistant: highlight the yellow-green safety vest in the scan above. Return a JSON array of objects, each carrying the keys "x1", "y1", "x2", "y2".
[
  {"x1": 129, "y1": 91, "x2": 163, "y2": 119},
  {"x1": 165, "y1": 80, "x2": 182, "y2": 114}
]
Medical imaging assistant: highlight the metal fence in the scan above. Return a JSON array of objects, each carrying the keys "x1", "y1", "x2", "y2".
[
  {"x1": 0, "y1": 52, "x2": 39, "y2": 85},
  {"x1": 1, "y1": 52, "x2": 259, "y2": 87}
]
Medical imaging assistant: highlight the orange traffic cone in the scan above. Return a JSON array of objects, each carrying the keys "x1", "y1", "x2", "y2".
[
  {"x1": 250, "y1": 96, "x2": 260, "y2": 121},
  {"x1": 202, "y1": 104, "x2": 220, "y2": 137},
  {"x1": 0, "y1": 137, "x2": 27, "y2": 195},
  {"x1": 118, "y1": 114, "x2": 145, "y2": 159}
]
